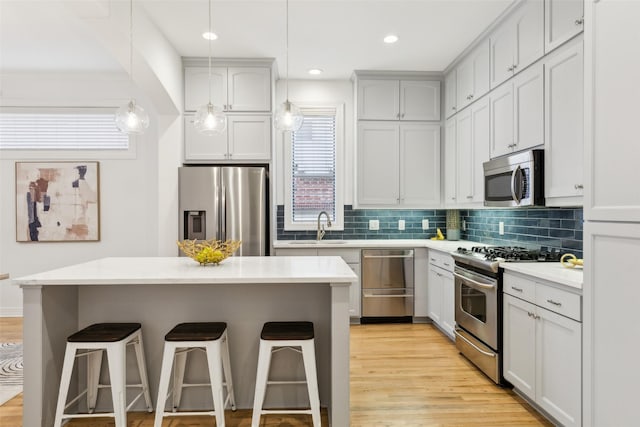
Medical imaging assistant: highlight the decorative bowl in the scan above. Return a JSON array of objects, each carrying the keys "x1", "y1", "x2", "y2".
[{"x1": 177, "y1": 239, "x2": 242, "y2": 265}]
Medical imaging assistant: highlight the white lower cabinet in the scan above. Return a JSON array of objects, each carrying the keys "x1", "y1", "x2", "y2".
[
  {"x1": 427, "y1": 250, "x2": 454, "y2": 339},
  {"x1": 503, "y1": 273, "x2": 581, "y2": 427},
  {"x1": 274, "y1": 247, "x2": 361, "y2": 319}
]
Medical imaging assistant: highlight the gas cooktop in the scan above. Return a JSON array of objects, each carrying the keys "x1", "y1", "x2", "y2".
[{"x1": 452, "y1": 246, "x2": 563, "y2": 273}]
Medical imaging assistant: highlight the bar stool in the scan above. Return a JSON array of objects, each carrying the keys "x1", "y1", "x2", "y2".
[
  {"x1": 53, "y1": 323, "x2": 153, "y2": 427},
  {"x1": 154, "y1": 322, "x2": 236, "y2": 427},
  {"x1": 251, "y1": 321, "x2": 321, "y2": 427}
]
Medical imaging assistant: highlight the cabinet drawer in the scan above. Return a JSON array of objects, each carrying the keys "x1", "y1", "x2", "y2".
[
  {"x1": 535, "y1": 283, "x2": 581, "y2": 321},
  {"x1": 428, "y1": 250, "x2": 454, "y2": 271},
  {"x1": 317, "y1": 248, "x2": 360, "y2": 264},
  {"x1": 503, "y1": 272, "x2": 536, "y2": 301},
  {"x1": 274, "y1": 248, "x2": 317, "y2": 256}
]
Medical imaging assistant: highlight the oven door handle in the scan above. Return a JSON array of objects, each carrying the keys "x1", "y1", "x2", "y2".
[
  {"x1": 510, "y1": 165, "x2": 522, "y2": 205},
  {"x1": 453, "y1": 272, "x2": 496, "y2": 290},
  {"x1": 454, "y1": 328, "x2": 496, "y2": 358}
]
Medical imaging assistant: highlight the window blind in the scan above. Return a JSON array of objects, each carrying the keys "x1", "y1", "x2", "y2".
[
  {"x1": 0, "y1": 112, "x2": 129, "y2": 150},
  {"x1": 291, "y1": 106, "x2": 337, "y2": 223}
]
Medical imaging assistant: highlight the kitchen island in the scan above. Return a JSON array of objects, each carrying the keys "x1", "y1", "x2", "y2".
[{"x1": 15, "y1": 256, "x2": 356, "y2": 427}]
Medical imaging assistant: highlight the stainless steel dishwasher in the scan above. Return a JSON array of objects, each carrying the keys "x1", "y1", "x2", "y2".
[{"x1": 361, "y1": 249, "x2": 414, "y2": 322}]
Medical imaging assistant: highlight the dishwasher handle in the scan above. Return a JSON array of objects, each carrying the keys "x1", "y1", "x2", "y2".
[{"x1": 362, "y1": 254, "x2": 414, "y2": 259}]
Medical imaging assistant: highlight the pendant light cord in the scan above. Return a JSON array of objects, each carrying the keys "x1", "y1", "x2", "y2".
[
  {"x1": 129, "y1": 0, "x2": 134, "y2": 94},
  {"x1": 208, "y1": 0, "x2": 212, "y2": 104},
  {"x1": 285, "y1": 0, "x2": 289, "y2": 102}
]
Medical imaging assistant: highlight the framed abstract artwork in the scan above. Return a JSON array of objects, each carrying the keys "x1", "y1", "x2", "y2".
[{"x1": 15, "y1": 161, "x2": 100, "y2": 242}]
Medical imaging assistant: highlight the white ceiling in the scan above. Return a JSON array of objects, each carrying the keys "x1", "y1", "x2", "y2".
[{"x1": 0, "y1": 0, "x2": 514, "y2": 79}]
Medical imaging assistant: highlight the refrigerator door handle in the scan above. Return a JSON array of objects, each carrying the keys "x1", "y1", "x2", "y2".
[{"x1": 220, "y1": 183, "x2": 226, "y2": 241}]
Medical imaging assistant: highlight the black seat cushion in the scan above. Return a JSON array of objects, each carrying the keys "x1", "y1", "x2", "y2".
[
  {"x1": 165, "y1": 322, "x2": 227, "y2": 342},
  {"x1": 261, "y1": 321, "x2": 314, "y2": 341},
  {"x1": 67, "y1": 323, "x2": 141, "y2": 343}
]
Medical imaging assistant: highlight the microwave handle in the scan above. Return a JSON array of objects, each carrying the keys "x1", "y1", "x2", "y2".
[{"x1": 510, "y1": 166, "x2": 523, "y2": 204}]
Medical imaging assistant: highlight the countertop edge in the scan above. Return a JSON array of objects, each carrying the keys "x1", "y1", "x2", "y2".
[{"x1": 500, "y1": 262, "x2": 583, "y2": 291}]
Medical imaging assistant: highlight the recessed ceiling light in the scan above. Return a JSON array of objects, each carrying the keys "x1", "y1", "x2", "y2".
[
  {"x1": 202, "y1": 32, "x2": 218, "y2": 40},
  {"x1": 383, "y1": 34, "x2": 399, "y2": 44},
  {"x1": 308, "y1": 69, "x2": 323, "y2": 75}
]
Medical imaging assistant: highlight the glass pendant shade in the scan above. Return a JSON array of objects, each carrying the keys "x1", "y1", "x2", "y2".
[
  {"x1": 194, "y1": 103, "x2": 227, "y2": 135},
  {"x1": 115, "y1": 99, "x2": 149, "y2": 134},
  {"x1": 275, "y1": 100, "x2": 303, "y2": 132}
]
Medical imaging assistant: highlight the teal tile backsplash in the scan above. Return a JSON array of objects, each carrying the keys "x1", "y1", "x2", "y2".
[{"x1": 276, "y1": 206, "x2": 583, "y2": 257}]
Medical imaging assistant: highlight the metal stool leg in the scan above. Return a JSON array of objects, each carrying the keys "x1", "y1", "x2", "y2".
[
  {"x1": 172, "y1": 346, "x2": 188, "y2": 411},
  {"x1": 301, "y1": 340, "x2": 321, "y2": 427},
  {"x1": 106, "y1": 342, "x2": 127, "y2": 427},
  {"x1": 205, "y1": 340, "x2": 226, "y2": 427},
  {"x1": 221, "y1": 331, "x2": 237, "y2": 410},
  {"x1": 86, "y1": 348, "x2": 103, "y2": 414},
  {"x1": 251, "y1": 339, "x2": 273, "y2": 427},
  {"x1": 154, "y1": 342, "x2": 176, "y2": 427},
  {"x1": 53, "y1": 343, "x2": 78, "y2": 427},
  {"x1": 132, "y1": 330, "x2": 154, "y2": 412}
]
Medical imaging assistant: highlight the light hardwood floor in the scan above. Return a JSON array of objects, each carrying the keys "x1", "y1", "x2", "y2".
[{"x1": 0, "y1": 318, "x2": 551, "y2": 426}]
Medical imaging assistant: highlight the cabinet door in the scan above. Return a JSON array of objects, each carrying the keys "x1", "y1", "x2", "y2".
[
  {"x1": 545, "y1": 37, "x2": 584, "y2": 205},
  {"x1": 457, "y1": 58, "x2": 474, "y2": 110},
  {"x1": 513, "y1": 0, "x2": 545, "y2": 72},
  {"x1": 489, "y1": 23, "x2": 514, "y2": 89},
  {"x1": 227, "y1": 115, "x2": 271, "y2": 160},
  {"x1": 357, "y1": 122, "x2": 399, "y2": 205},
  {"x1": 472, "y1": 39, "x2": 491, "y2": 99},
  {"x1": 513, "y1": 62, "x2": 544, "y2": 151},
  {"x1": 489, "y1": 81, "x2": 514, "y2": 158},
  {"x1": 471, "y1": 97, "x2": 490, "y2": 203},
  {"x1": 444, "y1": 117, "x2": 457, "y2": 204},
  {"x1": 427, "y1": 266, "x2": 442, "y2": 324},
  {"x1": 400, "y1": 124, "x2": 440, "y2": 206},
  {"x1": 227, "y1": 67, "x2": 271, "y2": 112},
  {"x1": 440, "y1": 270, "x2": 455, "y2": 338},
  {"x1": 456, "y1": 108, "x2": 473, "y2": 203},
  {"x1": 545, "y1": 0, "x2": 584, "y2": 53},
  {"x1": 183, "y1": 116, "x2": 228, "y2": 161},
  {"x1": 444, "y1": 70, "x2": 457, "y2": 118},
  {"x1": 503, "y1": 294, "x2": 536, "y2": 400},
  {"x1": 585, "y1": 0, "x2": 640, "y2": 221},
  {"x1": 536, "y1": 307, "x2": 582, "y2": 427},
  {"x1": 400, "y1": 80, "x2": 440, "y2": 121},
  {"x1": 358, "y1": 79, "x2": 400, "y2": 120},
  {"x1": 184, "y1": 67, "x2": 227, "y2": 112}
]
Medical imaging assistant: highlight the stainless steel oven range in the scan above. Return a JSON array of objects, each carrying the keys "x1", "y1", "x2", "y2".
[{"x1": 451, "y1": 246, "x2": 562, "y2": 384}]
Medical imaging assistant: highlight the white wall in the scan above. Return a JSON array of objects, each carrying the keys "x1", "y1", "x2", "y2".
[
  {"x1": 0, "y1": 72, "x2": 164, "y2": 316},
  {"x1": 274, "y1": 79, "x2": 354, "y2": 206}
]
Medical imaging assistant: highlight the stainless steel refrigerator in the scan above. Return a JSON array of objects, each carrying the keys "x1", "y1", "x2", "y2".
[{"x1": 179, "y1": 166, "x2": 269, "y2": 256}]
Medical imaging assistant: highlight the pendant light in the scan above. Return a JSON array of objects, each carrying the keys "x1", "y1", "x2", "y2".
[
  {"x1": 194, "y1": 0, "x2": 227, "y2": 135},
  {"x1": 275, "y1": 0, "x2": 303, "y2": 132},
  {"x1": 115, "y1": 0, "x2": 150, "y2": 134}
]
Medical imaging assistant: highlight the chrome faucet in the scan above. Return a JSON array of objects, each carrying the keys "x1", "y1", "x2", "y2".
[{"x1": 317, "y1": 211, "x2": 332, "y2": 241}]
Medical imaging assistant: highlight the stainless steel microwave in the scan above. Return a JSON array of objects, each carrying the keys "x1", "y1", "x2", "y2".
[{"x1": 483, "y1": 149, "x2": 544, "y2": 207}]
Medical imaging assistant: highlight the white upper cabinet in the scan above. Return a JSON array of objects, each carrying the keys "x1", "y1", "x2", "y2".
[
  {"x1": 545, "y1": 37, "x2": 584, "y2": 206},
  {"x1": 585, "y1": 0, "x2": 640, "y2": 222},
  {"x1": 184, "y1": 115, "x2": 271, "y2": 162},
  {"x1": 470, "y1": 97, "x2": 490, "y2": 203},
  {"x1": 444, "y1": 117, "x2": 457, "y2": 205},
  {"x1": 357, "y1": 122, "x2": 440, "y2": 207},
  {"x1": 444, "y1": 70, "x2": 457, "y2": 118},
  {"x1": 358, "y1": 79, "x2": 440, "y2": 121},
  {"x1": 455, "y1": 108, "x2": 473, "y2": 204},
  {"x1": 490, "y1": 61, "x2": 544, "y2": 158},
  {"x1": 456, "y1": 39, "x2": 490, "y2": 110},
  {"x1": 545, "y1": 0, "x2": 584, "y2": 53},
  {"x1": 490, "y1": 0, "x2": 544, "y2": 89},
  {"x1": 184, "y1": 66, "x2": 271, "y2": 112}
]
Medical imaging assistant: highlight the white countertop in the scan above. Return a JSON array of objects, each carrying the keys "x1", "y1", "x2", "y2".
[
  {"x1": 14, "y1": 256, "x2": 357, "y2": 287},
  {"x1": 500, "y1": 262, "x2": 583, "y2": 290},
  {"x1": 274, "y1": 239, "x2": 477, "y2": 253}
]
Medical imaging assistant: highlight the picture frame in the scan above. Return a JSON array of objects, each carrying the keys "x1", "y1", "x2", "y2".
[{"x1": 15, "y1": 161, "x2": 100, "y2": 242}]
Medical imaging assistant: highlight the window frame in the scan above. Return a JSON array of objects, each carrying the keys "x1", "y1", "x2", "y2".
[
  {"x1": 284, "y1": 103, "x2": 344, "y2": 231},
  {"x1": 0, "y1": 107, "x2": 137, "y2": 160}
]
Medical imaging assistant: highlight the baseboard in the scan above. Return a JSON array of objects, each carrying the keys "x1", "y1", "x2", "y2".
[{"x1": 0, "y1": 307, "x2": 23, "y2": 317}]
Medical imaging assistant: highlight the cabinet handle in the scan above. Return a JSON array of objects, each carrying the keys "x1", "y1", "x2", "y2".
[
  {"x1": 547, "y1": 299, "x2": 562, "y2": 307},
  {"x1": 507, "y1": 66, "x2": 514, "y2": 72},
  {"x1": 436, "y1": 272, "x2": 443, "y2": 277},
  {"x1": 469, "y1": 94, "x2": 474, "y2": 99},
  {"x1": 443, "y1": 262, "x2": 451, "y2": 267},
  {"x1": 575, "y1": 17, "x2": 584, "y2": 25},
  {"x1": 397, "y1": 113, "x2": 401, "y2": 119},
  {"x1": 511, "y1": 286, "x2": 523, "y2": 293},
  {"x1": 228, "y1": 153, "x2": 233, "y2": 158},
  {"x1": 512, "y1": 64, "x2": 518, "y2": 70},
  {"x1": 527, "y1": 311, "x2": 535, "y2": 318},
  {"x1": 430, "y1": 258, "x2": 436, "y2": 262},
  {"x1": 575, "y1": 184, "x2": 584, "y2": 190},
  {"x1": 452, "y1": 106, "x2": 457, "y2": 111},
  {"x1": 228, "y1": 104, "x2": 233, "y2": 110},
  {"x1": 466, "y1": 195, "x2": 473, "y2": 199},
  {"x1": 401, "y1": 113, "x2": 405, "y2": 118}
]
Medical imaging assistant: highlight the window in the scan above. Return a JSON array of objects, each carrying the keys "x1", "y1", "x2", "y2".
[
  {"x1": 0, "y1": 108, "x2": 135, "y2": 159},
  {"x1": 285, "y1": 105, "x2": 344, "y2": 231}
]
